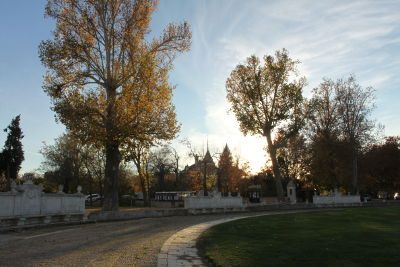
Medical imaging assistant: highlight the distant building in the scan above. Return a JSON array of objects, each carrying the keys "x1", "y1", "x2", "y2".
[
  {"x1": 184, "y1": 149, "x2": 217, "y2": 173},
  {"x1": 180, "y1": 148, "x2": 218, "y2": 191}
]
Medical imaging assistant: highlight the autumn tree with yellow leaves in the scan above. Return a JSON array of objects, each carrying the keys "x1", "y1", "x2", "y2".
[
  {"x1": 39, "y1": 0, "x2": 191, "y2": 211},
  {"x1": 226, "y1": 49, "x2": 306, "y2": 199}
]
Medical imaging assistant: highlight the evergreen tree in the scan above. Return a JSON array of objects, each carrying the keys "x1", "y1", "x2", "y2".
[
  {"x1": 217, "y1": 144, "x2": 233, "y2": 192},
  {"x1": 0, "y1": 151, "x2": 7, "y2": 191},
  {"x1": 2, "y1": 115, "x2": 24, "y2": 190}
]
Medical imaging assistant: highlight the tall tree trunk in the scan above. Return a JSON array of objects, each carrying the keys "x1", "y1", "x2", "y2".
[
  {"x1": 203, "y1": 162, "x2": 208, "y2": 196},
  {"x1": 6, "y1": 164, "x2": 11, "y2": 192},
  {"x1": 103, "y1": 142, "x2": 120, "y2": 211},
  {"x1": 175, "y1": 158, "x2": 179, "y2": 189},
  {"x1": 175, "y1": 168, "x2": 179, "y2": 189},
  {"x1": 145, "y1": 170, "x2": 151, "y2": 207},
  {"x1": 158, "y1": 166, "x2": 165, "y2": 191},
  {"x1": 217, "y1": 174, "x2": 222, "y2": 193},
  {"x1": 103, "y1": 88, "x2": 120, "y2": 211},
  {"x1": 352, "y1": 146, "x2": 358, "y2": 194},
  {"x1": 327, "y1": 139, "x2": 337, "y2": 189},
  {"x1": 265, "y1": 131, "x2": 284, "y2": 199},
  {"x1": 63, "y1": 176, "x2": 70, "y2": 193},
  {"x1": 139, "y1": 172, "x2": 149, "y2": 206},
  {"x1": 98, "y1": 169, "x2": 104, "y2": 206},
  {"x1": 133, "y1": 153, "x2": 150, "y2": 207},
  {"x1": 74, "y1": 161, "x2": 80, "y2": 190},
  {"x1": 88, "y1": 171, "x2": 93, "y2": 206}
]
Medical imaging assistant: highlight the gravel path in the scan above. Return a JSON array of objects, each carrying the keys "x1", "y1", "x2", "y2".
[{"x1": 0, "y1": 213, "x2": 243, "y2": 267}]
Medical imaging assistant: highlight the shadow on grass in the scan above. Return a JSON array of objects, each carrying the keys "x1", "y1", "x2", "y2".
[{"x1": 197, "y1": 207, "x2": 400, "y2": 267}]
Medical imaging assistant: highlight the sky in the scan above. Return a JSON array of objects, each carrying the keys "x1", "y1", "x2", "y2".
[{"x1": 0, "y1": 0, "x2": 399, "y2": 174}]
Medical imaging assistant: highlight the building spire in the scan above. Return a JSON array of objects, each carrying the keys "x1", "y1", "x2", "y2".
[{"x1": 203, "y1": 136, "x2": 213, "y2": 163}]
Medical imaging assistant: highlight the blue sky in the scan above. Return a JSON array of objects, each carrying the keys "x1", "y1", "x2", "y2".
[{"x1": 0, "y1": 0, "x2": 399, "y2": 174}]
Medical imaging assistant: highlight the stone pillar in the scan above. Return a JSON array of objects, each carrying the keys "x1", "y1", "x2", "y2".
[
  {"x1": 58, "y1": 184, "x2": 65, "y2": 194},
  {"x1": 10, "y1": 180, "x2": 17, "y2": 193},
  {"x1": 334, "y1": 188, "x2": 339, "y2": 196},
  {"x1": 286, "y1": 180, "x2": 297, "y2": 204}
]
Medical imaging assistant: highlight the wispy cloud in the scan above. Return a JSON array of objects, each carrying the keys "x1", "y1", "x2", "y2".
[{"x1": 171, "y1": 0, "x2": 400, "y2": 173}]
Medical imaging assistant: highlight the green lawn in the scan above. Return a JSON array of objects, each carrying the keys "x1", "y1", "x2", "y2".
[{"x1": 197, "y1": 207, "x2": 400, "y2": 267}]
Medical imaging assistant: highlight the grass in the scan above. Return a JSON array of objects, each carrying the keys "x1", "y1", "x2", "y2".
[{"x1": 197, "y1": 207, "x2": 400, "y2": 267}]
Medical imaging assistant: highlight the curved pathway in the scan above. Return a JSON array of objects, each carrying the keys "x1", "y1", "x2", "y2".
[
  {"x1": 0, "y1": 209, "x2": 324, "y2": 266},
  {"x1": 157, "y1": 209, "x2": 321, "y2": 267},
  {"x1": 157, "y1": 216, "x2": 247, "y2": 267},
  {"x1": 0, "y1": 213, "x2": 260, "y2": 267}
]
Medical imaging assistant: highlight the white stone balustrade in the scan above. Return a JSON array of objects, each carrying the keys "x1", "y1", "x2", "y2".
[
  {"x1": 0, "y1": 180, "x2": 85, "y2": 219},
  {"x1": 313, "y1": 189, "x2": 360, "y2": 205},
  {"x1": 184, "y1": 191, "x2": 244, "y2": 210}
]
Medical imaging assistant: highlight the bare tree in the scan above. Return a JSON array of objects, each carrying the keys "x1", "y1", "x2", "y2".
[
  {"x1": 307, "y1": 79, "x2": 341, "y2": 189},
  {"x1": 125, "y1": 139, "x2": 152, "y2": 206},
  {"x1": 336, "y1": 75, "x2": 375, "y2": 193}
]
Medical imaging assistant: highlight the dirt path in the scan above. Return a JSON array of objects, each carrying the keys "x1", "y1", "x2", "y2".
[{"x1": 0, "y1": 214, "x2": 237, "y2": 267}]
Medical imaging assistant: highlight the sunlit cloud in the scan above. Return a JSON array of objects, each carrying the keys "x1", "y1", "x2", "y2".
[
  {"x1": 173, "y1": 0, "x2": 400, "y2": 174},
  {"x1": 2, "y1": 0, "x2": 398, "y2": 173}
]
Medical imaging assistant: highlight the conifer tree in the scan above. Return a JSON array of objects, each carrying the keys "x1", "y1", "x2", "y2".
[
  {"x1": 217, "y1": 144, "x2": 233, "y2": 192},
  {"x1": 2, "y1": 115, "x2": 24, "y2": 190}
]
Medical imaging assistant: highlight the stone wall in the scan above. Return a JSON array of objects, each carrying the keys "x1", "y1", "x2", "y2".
[
  {"x1": 313, "y1": 190, "x2": 360, "y2": 205},
  {"x1": 88, "y1": 208, "x2": 188, "y2": 222},
  {"x1": 184, "y1": 192, "x2": 244, "y2": 210},
  {"x1": 0, "y1": 180, "x2": 85, "y2": 229}
]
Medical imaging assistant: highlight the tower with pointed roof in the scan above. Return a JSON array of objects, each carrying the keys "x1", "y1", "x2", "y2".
[
  {"x1": 181, "y1": 146, "x2": 218, "y2": 193},
  {"x1": 203, "y1": 148, "x2": 213, "y2": 164}
]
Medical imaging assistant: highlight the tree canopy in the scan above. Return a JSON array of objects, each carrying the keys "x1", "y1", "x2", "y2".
[
  {"x1": 39, "y1": 0, "x2": 191, "y2": 210},
  {"x1": 336, "y1": 76, "x2": 375, "y2": 193},
  {"x1": 226, "y1": 49, "x2": 306, "y2": 198},
  {"x1": 307, "y1": 76, "x2": 375, "y2": 192},
  {"x1": 361, "y1": 137, "x2": 400, "y2": 194}
]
